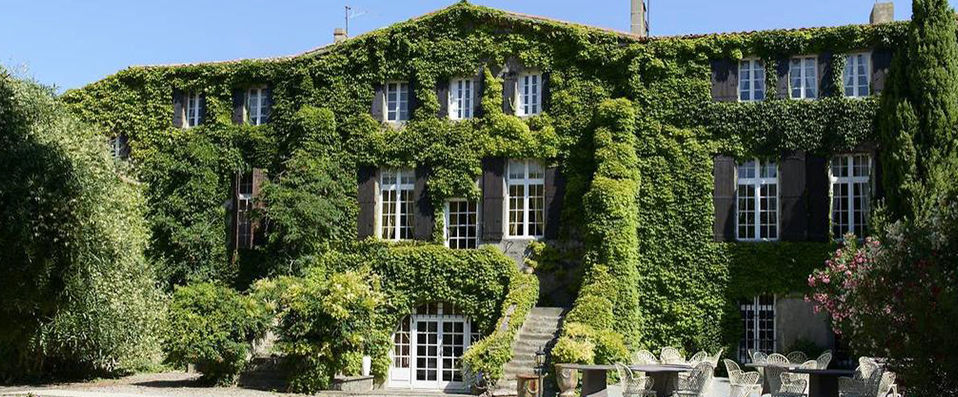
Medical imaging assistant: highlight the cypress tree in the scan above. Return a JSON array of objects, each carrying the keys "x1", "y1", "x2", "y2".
[{"x1": 880, "y1": 0, "x2": 958, "y2": 219}]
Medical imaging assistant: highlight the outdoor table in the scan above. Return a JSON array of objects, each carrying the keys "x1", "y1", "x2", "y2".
[
  {"x1": 744, "y1": 362, "x2": 803, "y2": 394},
  {"x1": 789, "y1": 368, "x2": 856, "y2": 397},
  {"x1": 554, "y1": 363, "x2": 693, "y2": 397}
]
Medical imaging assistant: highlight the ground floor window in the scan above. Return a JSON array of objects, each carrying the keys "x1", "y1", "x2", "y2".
[
  {"x1": 739, "y1": 295, "x2": 776, "y2": 362},
  {"x1": 389, "y1": 303, "x2": 478, "y2": 390}
]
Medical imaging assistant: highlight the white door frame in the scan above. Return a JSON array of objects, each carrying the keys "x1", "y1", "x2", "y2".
[{"x1": 388, "y1": 304, "x2": 473, "y2": 390}]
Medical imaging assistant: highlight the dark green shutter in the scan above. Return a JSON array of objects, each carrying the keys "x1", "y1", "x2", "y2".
[
  {"x1": 413, "y1": 165, "x2": 434, "y2": 240},
  {"x1": 710, "y1": 59, "x2": 738, "y2": 102},
  {"x1": 541, "y1": 71, "x2": 552, "y2": 113},
  {"x1": 780, "y1": 151, "x2": 807, "y2": 241},
  {"x1": 357, "y1": 166, "x2": 379, "y2": 239},
  {"x1": 437, "y1": 80, "x2": 449, "y2": 119},
  {"x1": 232, "y1": 89, "x2": 245, "y2": 125},
  {"x1": 871, "y1": 49, "x2": 893, "y2": 95},
  {"x1": 371, "y1": 84, "x2": 385, "y2": 122},
  {"x1": 805, "y1": 155, "x2": 830, "y2": 242},
  {"x1": 776, "y1": 58, "x2": 790, "y2": 99},
  {"x1": 544, "y1": 165, "x2": 563, "y2": 239},
  {"x1": 818, "y1": 53, "x2": 834, "y2": 97},
  {"x1": 172, "y1": 88, "x2": 185, "y2": 128}
]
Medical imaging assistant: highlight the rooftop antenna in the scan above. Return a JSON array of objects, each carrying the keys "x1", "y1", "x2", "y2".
[{"x1": 345, "y1": 5, "x2": 367, "y2": 37}]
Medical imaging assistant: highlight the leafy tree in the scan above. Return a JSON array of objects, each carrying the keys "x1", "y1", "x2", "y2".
[
  {"x1": 0, "y1": 69, "x2": 163, "y2": 380},
  {"x1": 259, "y1": 106, "x2": 353, "y2": 274}
]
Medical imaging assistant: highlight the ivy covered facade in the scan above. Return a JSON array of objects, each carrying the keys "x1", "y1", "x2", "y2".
[{"x1": 63, "y1": 1, "x2": 905, "y2": 391}]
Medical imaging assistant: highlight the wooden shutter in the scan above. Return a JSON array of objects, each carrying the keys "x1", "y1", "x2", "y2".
[
  {"x1": 228, "y1": 171, "x2": 241, "y2": 253},
  {"x1": 710, "y1": 59, "x2": 738, "y2": 102},
  {"x1": 481, "y1": 157, "x2": 505, "y2": 241},
  {"x1": 805, "y1": 154, "x2": 830, "y2": 242},
  {"x1": 818, "y1": 53, "x2": 833, "y2": 97},
  {"x1": 871, "y1": 49, "x2": 893, "y2": 95},
  {"x1": 413, "y1": 165, "x2": 434, "y2": 240},
  {"x1": 198, "y1": 94, "x2": 207, "y2": 125},
  {"x1": 357, "y1": 166, "x2": 379, "y2": 239},
  {"x1": 873, "y1": 151, "x2": 885, "y2": 202},
  {"x1": 264, "y1": 86, "x2": 273, "y2": 124},
  {"x1": 172, "y1": 89, "x2": 185, "y2": 128},
  {"x1": 371, "y1": 84, "x2": 385, "y2": 122},
  {"x1": 250, "y1": 168, "x2": 266, "y2": 247},
  {"x1": 541, "y1": 71, "x2": 552, "y2": 113},
  {"x1": 780, "y1": 151, "x2": 807, "y2": 241},
  {"x1": 713, "y1": 155, "x2": 736, "y2": 241},
  {"x1": 407, "y1": 79, "x2": 419, "y2": 120},
  {"x1": 544, "y1": 165, "x2": 564, "y2": 239},
  {"x1": 776, "y1": 58, "x2": 790, "y2": 99},
  {"x1": 232, "y1": 89, "x2": 246, "y2": 125},
  {"x1": 473, "y1": 68, "x2": 484, "y2": 118},
  {"x1": 437, "y1": 80, "x2": 449, "y2": 119}
]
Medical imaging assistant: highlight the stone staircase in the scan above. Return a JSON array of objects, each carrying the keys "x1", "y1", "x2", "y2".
[
  {"x1": 493, "y1": 307, "x2": 566, "y2": 396},
  {"x1": 238, "y1": 355, "x2": 288, "y2": 391}
]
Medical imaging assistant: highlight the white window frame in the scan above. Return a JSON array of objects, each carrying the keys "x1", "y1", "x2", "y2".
[
  {"x1": 829, "y1": 154, "x2": 872, "y2": 239},
  {"x1": 444, "y1": 199, "x2": 480, "y2": 249},
  {"x1": 246, "y1": 87, "x2": 269, "y2": 125},
  {"x1": 378, "y1": 168, "x2": 415, "y2": 241},
  {"x1": 185, "y1": 91, "x2": 202, "y2": 128},
  {"x1": 388, "y1": 303, "x2": 475, "y2": 390},
  {"x1": 516, "y1": 72, "x2": 542, "y2": 117},
  {"x1": 739, "y1": 295, "x2": 776, "y2": 362},
  {"x1": 738, "y1": 59, "x2": 766, "y2": 102},
  {"x1": 448, "y1": 78, "x2": 474, "y2": 120},
  {"x1": 736, "y1": 160, "x2": 779, "y2": 241},
  {"x1": 843, "y1": 52, "x2": 871, "y2": 98},
  {"x1": 505, "y1": 159, "x2": 545, "y2": 239},
  {"x1": 789, "y1": 56, "x2": 818, "y2": 100},
  {"x1": 385, "y1": 81, "x2": 410, "y2": 123}
]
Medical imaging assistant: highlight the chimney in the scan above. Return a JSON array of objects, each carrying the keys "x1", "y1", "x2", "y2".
[
  {"x1": 631, "y1": 0, "x2": 648, "y2": 37},
  {"x1": 333, "y1": 28, "x2": 347, "y2": 43},
  {"x1": 870, "y1": 2, "x2": 894, "y2": 24}
]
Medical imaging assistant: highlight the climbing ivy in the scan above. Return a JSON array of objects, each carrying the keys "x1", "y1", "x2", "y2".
[{"x1": 61, "y1": 0, "x2": 908, "y2": 371}]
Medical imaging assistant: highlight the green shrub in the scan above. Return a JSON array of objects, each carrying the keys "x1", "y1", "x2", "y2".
[
  {"x1": 461, "y1": 272, "x2": 539, "y2": 387},
  {"x1": 275, "y1": 268, "x2": 386, "y2": 393},
  {"x1": 164, "y1": 283, "x2": 269, "y2": 385},
  {"x1": 0, "y1": 70, "x2": 163, "y2": 381}
]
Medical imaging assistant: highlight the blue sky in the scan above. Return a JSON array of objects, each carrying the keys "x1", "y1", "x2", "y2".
[{"x1": 0, "y1": 0, "x2": 935, "y2": 91}]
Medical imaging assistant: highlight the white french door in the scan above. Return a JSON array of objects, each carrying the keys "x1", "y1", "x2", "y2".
[{"x1": 389, "y1": 303, "x2": 475, "y2": 390}]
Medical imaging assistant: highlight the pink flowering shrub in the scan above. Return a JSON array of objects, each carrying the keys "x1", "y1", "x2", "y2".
[{"x1": 806, "y1": 234, "x2": 881, "y2": 333}]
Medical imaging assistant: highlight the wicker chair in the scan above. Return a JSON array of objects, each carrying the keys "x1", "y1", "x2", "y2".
[
  {"x1": 786, "y1": 351, "x2": 809, "y2": 364},
  {"x1": 661, "y1": 347, "x2": 685, "y2": 365},
  {"x1": 729, "y1": 370, "x2": 761, "y2": 397},
  {"x1": 615, "y1": 363, "x2": 657, "y2": 397},
  {"x1": 764, "y1": 353, "x2": 791, "y2": 394},
  {"x1": 633, "y1": 350, "x2": 659, "y2": 365},
  {"x1": 751, "y1": 351, "x2": 768, "y2": 364},
  {"x1": 815, "y1": 351, "x2": 832, "y2": 369},
  {"x1": 688, "y1": 351, "x2": 709, "y2": 366},
  {"x1": 879, "y1": 372, "x2": 901, "y2": 397},
  {"x1": 724, "y1": 359, "x2": 742, "y2": 383},
  {"x1": 839, "y1": 364, "x2": 884, "y2": 397},
  {"x1": 772, "y1": 372, "x2": 808, "y2": 397},
  {"x1": 672, "y1": 362, "x2": 714, "y2": 397},
  {"x1": 708, "y1": 348, "x2": 724, "y2": 367}
]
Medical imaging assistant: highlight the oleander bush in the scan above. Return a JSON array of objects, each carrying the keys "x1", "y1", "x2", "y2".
[
  {"x1": 164, "y1": 283, "x2": 270, "y2": 385},
  {"x1": 0, "y1": 69, "x2": 164, "y2": 381}
]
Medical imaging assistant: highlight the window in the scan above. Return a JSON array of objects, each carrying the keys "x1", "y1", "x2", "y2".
[
  {"x1": 830, "y1": 154, "x2": 871, "y2": 238},
  {"x1": 237, "y1": 172, "x2": 254, "y2": 248},
  {"x1": 386, "y1": 82, "x2": 410, "y2": 122},
  {"x1": 247, "y1": 87, "x2": 269, "y2": 125},
  {"x1": 506, "y1": 159, "x2": 545, "y2": 238},
  {"x1": 109, "y1": 134, "x2": 129, "y2": 161},
  {"x1": 516, "y1": 73, "x2": 541, "y2": 116},
  {"x1": 844, "y1": 53, "x2": 871, "y2": 98},
  {"x1": 445, "y1": 199, "x2": 479, "y2": 249},
  {"x1": 738, "y1": 59, "x2": 765, "y2": 102},
  {"x1": 448, "y1": 78, "x2": 474, "y2": 120},
  {"x1": 739, "y1": 295, "x2": 776, "y2": 362},
  {"x1": 185, "y1": 91, "x2": 202, "y2": 128},
  {"x1": 388, "y1": 303, "x2": 475, "y2": 389},
  {"x1": 737, "y1": 160, "x2": 778, "y2": 241},
  {"x1": 790, "y1": 56, "x2": 818, "y2": 99},
  {"x1": 380, "y1": 169, "x2": 415, "y2": 241}
]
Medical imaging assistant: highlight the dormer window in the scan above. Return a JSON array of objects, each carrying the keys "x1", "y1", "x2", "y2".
[
  {"x1": 185, "y1": 91, "x2": 202, "y2": 128},
  {"x1": 789, "y1": 56, "x2": 818, "y2": 100},
  {"x1": 246, "y1": 87, "x2": 270, "y2": 125},
  {"x1": 516, "y1": 73, "x2": 541, "y2": 116},
  {"x1": 449, "y1": 78, "x2": 474, "y2": 120},
  {"x1": 385, "y1": 82, "x2": 409, "y2": 123},
  {"x1": 738, "y1": 59, "x2": 765, "y2": 102}
]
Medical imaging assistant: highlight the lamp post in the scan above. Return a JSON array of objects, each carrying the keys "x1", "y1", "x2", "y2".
[{"x1": 534, "y1": 347, "x2": 546, "y2": 397}]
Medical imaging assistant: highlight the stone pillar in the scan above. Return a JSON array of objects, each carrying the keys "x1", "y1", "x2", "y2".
[
  {"x1": 333, "y1": 28, "x2": 347, "y2": 43},
  {"x1": 870, "y1": 2, "x2": 894, "y2": 24},
  {"x1": 631, "y1": 0, "x2": 648, "y2": 37}
]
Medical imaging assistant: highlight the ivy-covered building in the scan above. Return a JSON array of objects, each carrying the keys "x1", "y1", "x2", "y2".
[{"x1": 63, "y1": 0, "x2": 905, "y2": 392}]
